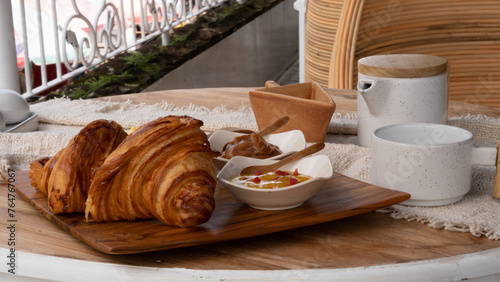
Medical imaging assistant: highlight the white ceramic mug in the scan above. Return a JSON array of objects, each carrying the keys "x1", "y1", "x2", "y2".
[
  {"x1": 371, "y1": 123, "x2": 497, "y2": 206},
  {"x1": 357, "y1": 54, "x2": 449, "y2": 147}
]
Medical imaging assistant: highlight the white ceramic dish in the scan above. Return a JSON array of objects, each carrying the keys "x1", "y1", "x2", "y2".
[
  {"x1": 0, "y1": 88, "x2": 31, "y2": 124},
  {"x1": 2, "y1": 111, "x2": 39, "y2": 133},
  {"x1": 208, "y1": 129, "x2": 306, "y2": 169},
  {"x1": 217, "y1": 154, "x2": 333, "y2": 210},
  {"x1": 0, "y1": 112, "x2": 5, "y2": 131}
]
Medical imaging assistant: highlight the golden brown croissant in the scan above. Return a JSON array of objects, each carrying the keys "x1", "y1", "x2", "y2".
[
  {"x1": 29, "y1": 153, "x2": 60, "y2": 196},
  {"x1": 85, "y1": 115, "x2": 220, "y2": 227},
  {"x1": 29, "y1": 120, "x2": 127, "y2": 214}
]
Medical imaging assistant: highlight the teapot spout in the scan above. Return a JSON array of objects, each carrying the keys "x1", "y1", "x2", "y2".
[
  {"x1": 358, "y1": 79, "x2": 382, "y2": 116},
  {"x1": 358, "y1": 80, "x2": 373, "y2": 92}
]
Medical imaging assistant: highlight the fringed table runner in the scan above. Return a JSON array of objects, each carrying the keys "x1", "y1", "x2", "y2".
[{"x1": 1, "y1": 98, "x2": 500, "y2": 239}]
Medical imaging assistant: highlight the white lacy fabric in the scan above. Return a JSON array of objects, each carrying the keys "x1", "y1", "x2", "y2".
[{"x1": 1, "y1": 98, "x2": 500, "y2": 240}]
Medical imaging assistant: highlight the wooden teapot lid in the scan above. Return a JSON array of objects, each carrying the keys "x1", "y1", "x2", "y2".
[{"x1": 358, "y1": 54, "x2": 448, "y2": 78}]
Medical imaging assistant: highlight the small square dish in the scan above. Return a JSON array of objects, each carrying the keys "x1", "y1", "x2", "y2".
[
  {"x1": 217, "y1": 154, "x2": 333, "y2": 210},
  {"x1": 249, "y1": 81, "x2": 336, "y2": 143},
  {"x1": 2, "y1": 111, "x2": 38, "y2": 133},
  {"x1": 208, "y1": 129, "x2": 306, "y2": 169}
]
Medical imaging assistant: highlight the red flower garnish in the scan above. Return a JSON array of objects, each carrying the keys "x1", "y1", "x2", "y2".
[
  {"x1": 275, "y1": 170, "x2": 289, "y2": 176},
  {"x1": 254, "y1": 171, "x2": 263, "y2": 176},
  {"x1": 252, "y1": 177, "x2": 261, "y2": 184},
  {"x1": 288, "y1": 178, "x2": 299, "y2": 186},
  {"x1": 293, "y1": 168, "x2": 299, "y2": 176}
]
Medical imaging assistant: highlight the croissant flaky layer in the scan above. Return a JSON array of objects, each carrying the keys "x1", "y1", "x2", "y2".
[
  {"x1": 85, "y1": 115, "x2": 220, "y2": 227},
  {"x1": 29, "y1": 120, "x2": 128, "y2": 214}
]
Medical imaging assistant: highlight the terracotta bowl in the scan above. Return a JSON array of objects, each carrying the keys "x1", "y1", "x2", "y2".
[{"x1": 249, "y1": 81, "x2": 336, "y2": 142}]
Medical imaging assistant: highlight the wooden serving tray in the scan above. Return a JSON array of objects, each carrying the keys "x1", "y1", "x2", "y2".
[{"x1": 15, "y1": 170, "x2": 410, "y2": 254}]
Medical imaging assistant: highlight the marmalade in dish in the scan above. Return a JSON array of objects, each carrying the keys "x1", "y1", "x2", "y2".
[{"x1": 230, "y1": 169, "x2": 312, "y2": 189}]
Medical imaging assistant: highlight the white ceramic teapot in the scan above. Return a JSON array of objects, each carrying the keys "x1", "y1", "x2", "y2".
[{"x1": 357, "y1": 54, "x2": 449, "y2": 147}]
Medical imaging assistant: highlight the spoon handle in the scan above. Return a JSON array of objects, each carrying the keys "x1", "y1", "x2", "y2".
[
  {"x1": 240, "y1": 142, "x2": 325, "y2": 175},
  {"x1": 257, "y1": 116, "x2": 289, "y2": 137}
]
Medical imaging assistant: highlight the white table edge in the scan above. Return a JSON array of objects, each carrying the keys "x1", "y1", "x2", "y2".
[{"x1": 1, "y1": 246, "x2": 500, "y2": 281}]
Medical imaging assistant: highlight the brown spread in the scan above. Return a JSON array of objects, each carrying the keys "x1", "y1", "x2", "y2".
[{"x1": 221, "y1": 134, "x2": 282, "y2": 159}]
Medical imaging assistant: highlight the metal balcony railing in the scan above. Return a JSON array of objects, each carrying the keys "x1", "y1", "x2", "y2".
[{"x1": 3, "y1": 0, "x2": 230, "y2": 99}]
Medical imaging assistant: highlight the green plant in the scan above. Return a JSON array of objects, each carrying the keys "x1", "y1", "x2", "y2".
[
  {"x1": 65, "y1": 71, "x2": 131, "y2": 99},
  {"x1": 122, "y1": 51, "x2": 160, "y2": 74},
  {"x1": 123, "y1": 51, "x2": 155, "y2": 66},
  {"x1": 67, "y1": 87, "x2": 89, "y2": 99},
  {"x1": 219, "y1": 5, "x2": 237, "y2": 18}
]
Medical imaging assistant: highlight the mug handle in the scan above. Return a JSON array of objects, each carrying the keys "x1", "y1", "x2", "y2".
[
  {"x1": 472, "y1": 146, "x2": 497, "y2": 166},
  {"x1": 493, "y1": 141, "x2": 500, "y2": 199},
  {"x1": 473, "y1": 144, "x2": 500, "y2": 199}
]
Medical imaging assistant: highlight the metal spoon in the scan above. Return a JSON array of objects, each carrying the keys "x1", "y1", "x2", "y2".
[{"x1": 239, "y1": 142, "x2": 325, "y2": 175}]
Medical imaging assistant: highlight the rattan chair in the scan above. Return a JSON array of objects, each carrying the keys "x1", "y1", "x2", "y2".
[{"x1": 305, "y1": 0, "x2": 500, "y2": 108}]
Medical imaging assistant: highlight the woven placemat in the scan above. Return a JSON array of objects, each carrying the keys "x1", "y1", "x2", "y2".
[{"x1": 1, "y1": 98, "x2": 499, "y2": 239}]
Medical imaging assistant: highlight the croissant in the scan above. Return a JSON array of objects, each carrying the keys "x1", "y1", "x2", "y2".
[
  {"x1": 85, "y1": 115, "x2": 220, "y2": 227},
  {"x1": 29, "y1": 153, "x2": 60, "y2": 196},
  {"x1": 29, "y1": 120, "x2": 127, "y2": 214}
]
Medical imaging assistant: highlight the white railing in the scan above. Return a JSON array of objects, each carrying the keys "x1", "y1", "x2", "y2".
[{"x1": 5, "y1": 0, "x2": 230, "y2": 98}]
